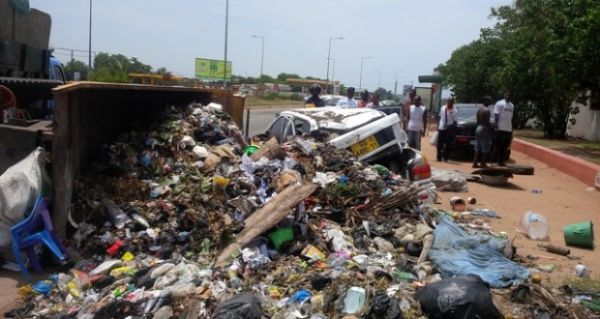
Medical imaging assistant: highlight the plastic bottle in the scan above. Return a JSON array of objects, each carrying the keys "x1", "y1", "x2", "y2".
[{"x1": 521, "y1": 211, "x2": 549, "y2": 240}]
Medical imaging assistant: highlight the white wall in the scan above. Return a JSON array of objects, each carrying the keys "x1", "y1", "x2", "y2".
[{"x1": 567, "y1": 97, "x2": 600, "y2": 141}]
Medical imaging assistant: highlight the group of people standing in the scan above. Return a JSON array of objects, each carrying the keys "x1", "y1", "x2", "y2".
[
  {"x1": 304, "y1": 84, "x2": 381, "y2": 108},
  {"x1": 435, "y1": 92, "x2": 514, "y2": 167}
]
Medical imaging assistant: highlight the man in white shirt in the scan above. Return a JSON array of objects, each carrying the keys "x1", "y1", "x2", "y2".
[
  {"x1": 493, "y1": 92, "x2": 514, "y2": 166},
  {"x1": 336, "y1": 87, "x2": 357, "y2": 108},
  {"x1": 436, "y1": 97, "x2": 459, "y2": 162},
  {"x1": 406, "y1": 96, "x2": 427, "y2": 150}
]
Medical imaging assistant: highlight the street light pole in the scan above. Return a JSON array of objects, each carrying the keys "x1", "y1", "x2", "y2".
[
  {"x1": 359, "y1": 56, "x2": 372, "y2": 92},
  {"x1": 331, "y1": 58, "x2": 336, "y2": 94},
  {"x1": 393, "y1": 70, "x2": 402, "y2": 98},
  {"x1": 375, "y1": 70, "x2": 382, "y2": 89},
  {"x1": 223, "y1": 0, "x2": 229, "y2": 88},
  {"x1": 252, "y1": 35, "x2": 265, "y2": 77},
  {"x1": 326, "y1": 36, "x2": 343, "y2": 94},
  {"x1": 88, "y1": 0, "x2": 92, "y2": 70}
]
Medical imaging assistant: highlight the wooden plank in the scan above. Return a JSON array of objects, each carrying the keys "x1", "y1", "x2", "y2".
[
  {"x1": 215, "y1": 182, "x2": 318, "y2": 266},
  {"x1": 250, "y1": 137, "x2": 283, "y2": 161}
]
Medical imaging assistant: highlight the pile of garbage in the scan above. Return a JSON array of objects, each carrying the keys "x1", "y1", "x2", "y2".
[{"x1": 7, "y1": 103, "x2": 596, "y2": 319}]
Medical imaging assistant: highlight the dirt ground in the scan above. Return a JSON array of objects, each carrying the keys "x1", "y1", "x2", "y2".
[{"x1": 421, "y1": 138, "x2": 600, "y2": 286}]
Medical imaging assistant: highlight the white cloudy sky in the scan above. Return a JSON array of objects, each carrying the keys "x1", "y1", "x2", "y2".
[{"x1": 31, "y1": 0, "x2": 510, "y2": 90}]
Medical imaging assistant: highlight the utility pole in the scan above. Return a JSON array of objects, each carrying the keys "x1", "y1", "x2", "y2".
[
  {"x1": 331, "y1": 58, "x2": 336, "y2": 94},
  {"x1": 359, "y1": 56, "x2": 372, "y2": 92},
  {"x1": 375, "y1": 70, "x2": 382, "y2": 89},
  {"x1": 223, "y1": 0, "x2": 229, "y2": 88},
  {"x1": 393, "y1": 70, "x2": 402, "y2": 98},
  {"x1": 251, "y1": 35, "x2": 265, "y2": 77},
  {"x1": 326, "y1": 36, "x2": 343, "y2": 94},
  {"x1": 88, "y1": 0, "x2": 92, "y2": 70}
]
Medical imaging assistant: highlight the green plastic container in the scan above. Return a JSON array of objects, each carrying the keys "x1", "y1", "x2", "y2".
[
  {"x1": 243, "y1": 145, "x2": 260, "y2": 156},
  {"x1": 563, "y1": 221, "x2": 594, "y2": 249},
  {"x1": 268, "y1": 228, "x2": 294, "y2": 250}
]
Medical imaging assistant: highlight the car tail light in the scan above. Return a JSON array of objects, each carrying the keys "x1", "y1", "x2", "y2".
[
  {"x1": 456, "y1": 136, "x2": 469, "y2": 143},
  {"x1": 412, "y1": 162, "x2": 431, "y2": 181}
]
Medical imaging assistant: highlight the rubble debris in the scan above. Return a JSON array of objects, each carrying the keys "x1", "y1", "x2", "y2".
[
  {"x1": 5, "y1": 102, "x2": 595, "y2": 319},
  {"x1": 215, "y1": 182, "x2": 318, "y2": 266}
]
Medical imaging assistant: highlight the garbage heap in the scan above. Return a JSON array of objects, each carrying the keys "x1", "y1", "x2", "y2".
[{"x1": 8, "y1": 103, "x2": 593, "y2": 319}]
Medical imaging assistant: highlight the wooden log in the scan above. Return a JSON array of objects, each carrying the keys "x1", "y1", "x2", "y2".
[
  {"x1": 215, "y1": 182, "x2": 318, "y2": 266},
  {"x1": 250, "y1": 137, "x2": 284, "y2": 161}
]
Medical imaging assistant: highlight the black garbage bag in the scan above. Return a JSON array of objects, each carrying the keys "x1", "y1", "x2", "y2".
[
  {"x1": 415, "y1": 275, "x2": 502, "y2": 319},
  {"x1": 369, "y1": 291, "x2": 404, "y2": 319},
  {"x1": 212, "y1": 293, "x2": 262, "y2": 319}
]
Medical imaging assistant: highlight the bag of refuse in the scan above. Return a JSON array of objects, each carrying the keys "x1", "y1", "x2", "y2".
[
  {"x1": 212, "y1": 293, "x2": 262, "y2": 319},
  {"x1": 415, "y1": 275, "x2": 502, "y2": 319},
  {"x1": 369, "y1": 291, "x2": 404, "y2": 319},
  {"x1": 430, "y1": 168, "x2": 468, "y2": 192},
  {"x1": 0, "y1": 147, "x2": 50, "y2": 248}
]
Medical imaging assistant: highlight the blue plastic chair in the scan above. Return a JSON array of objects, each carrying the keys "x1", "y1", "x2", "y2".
[{"x1": 11, "y1": 196, "x2": 68, "y2": 279}]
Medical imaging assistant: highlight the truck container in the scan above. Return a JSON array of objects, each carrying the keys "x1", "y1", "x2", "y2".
[{"x1": 50, "y1": 82, "x2": 245, "y2": 238}]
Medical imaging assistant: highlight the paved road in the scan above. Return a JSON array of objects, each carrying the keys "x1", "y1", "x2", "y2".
[{"x1": 243, "y1": 106, "x2": 298, "y2": 137}]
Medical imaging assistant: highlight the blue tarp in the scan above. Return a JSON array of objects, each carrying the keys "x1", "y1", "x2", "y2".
[{"x1": 429, "y1": 216, "x2": 529, "y2": 288}]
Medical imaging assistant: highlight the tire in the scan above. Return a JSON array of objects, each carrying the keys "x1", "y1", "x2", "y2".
[{"x1": 506, "y1": 163, "x2": 534, "y2": 175}]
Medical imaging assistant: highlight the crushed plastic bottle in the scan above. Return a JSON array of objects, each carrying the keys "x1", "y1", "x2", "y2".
[{"x1": 521, "y1": 211, "x2": 549, "y2": 240}]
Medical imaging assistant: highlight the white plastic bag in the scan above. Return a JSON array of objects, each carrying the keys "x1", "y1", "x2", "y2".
[
  {"x1": 0, "y1": 147, "x2": 49, "y2": 248},
  {"x1": 430, "y1": 131, "x2": 439, "y2": 146}
]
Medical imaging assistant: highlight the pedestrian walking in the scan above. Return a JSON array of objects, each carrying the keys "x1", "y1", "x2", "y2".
[
  {"x1": 473, "y1": 96, "x2": 493, "y2": 168},
  {"x1": 437, "y1": 97, "x2": 458, "y2": 162},
  {"x1": 336, "y1": 87, "x2": 357, "y2": 108},
  {"x1": 406, "y1": 95, "x2": 427, "y2": 150},
  {"x1": 493, "y1": 92, "x2": 514, "y2": 166}
]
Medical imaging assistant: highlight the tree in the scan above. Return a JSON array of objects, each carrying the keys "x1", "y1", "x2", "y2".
[
  {"x1": 435, "y1": 0, "x2": 600, "y2": 137},
  {"x1": 63, "y1": 60, "x2": 89, "y2": 80},
  {"x1": 434, "y1": 38, "x2": 503, "y2": 103},
  {"x1": 374, "y1": 87, "x2": 394, "y2": 100},
  {"x1": 276, "y1": 73, "x2": 301, "y2": 82},
  {"x1": 91, "y1": 52, "x2": 153, "y2": 83}
]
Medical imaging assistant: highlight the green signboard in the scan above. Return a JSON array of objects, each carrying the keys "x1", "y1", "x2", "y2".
[{"x1": 195, "y1": 58, "x2": 232, "y2": 80}]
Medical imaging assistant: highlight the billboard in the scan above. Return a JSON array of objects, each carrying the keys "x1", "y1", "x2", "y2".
[{"x1": 195, "y1": 58, "x2": 232, "y2": 80}]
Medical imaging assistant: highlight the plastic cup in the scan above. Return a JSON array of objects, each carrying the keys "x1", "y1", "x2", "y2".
[{"x1": 563, "y1": 221, "x2": 594, "y2": 249}]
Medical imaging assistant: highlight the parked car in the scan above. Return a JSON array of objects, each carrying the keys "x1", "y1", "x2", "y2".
[
  {"x1": 448, "y1": 104, "x2": 516, "y2": 162},
  {"x1": 263, "y1": 107, "x2": 434, "y2": 201},
  {"x1": 375, "y1": 105, "x2": 404, "y2": 128},
  {"x1": 379, "y1": 99, "x2": 401, "y2": 107},
  {"x1": 453, "y1": 103, "x2": 481, "y2": 151},
  {"x1": 320, "y1": 95, "x2": 345, "y2": 106}
]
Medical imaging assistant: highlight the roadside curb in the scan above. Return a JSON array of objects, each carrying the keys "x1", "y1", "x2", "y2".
[{"x1": 512, "y1": 138, "x2": 600, "y2": 188}]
